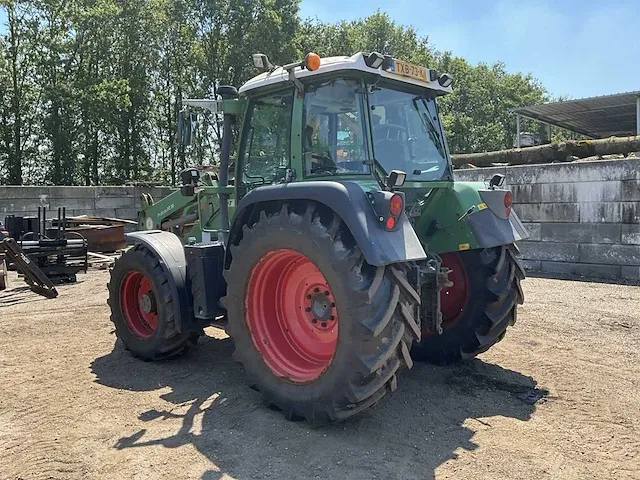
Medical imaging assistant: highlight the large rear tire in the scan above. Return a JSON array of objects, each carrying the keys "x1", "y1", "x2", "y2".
[
  {"x1": 107, "y1": 245, "x2": 196, "y2": 360},
  {"x1": 222, "y1": 202, "x2": 421, "y2": 425},
  {"x1": 411, "y1": 245, "x2": 525, "y2": 364}
]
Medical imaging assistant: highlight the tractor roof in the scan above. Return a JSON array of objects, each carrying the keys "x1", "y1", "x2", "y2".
[{"x1": 239, "y1": 52, "x2": 453, "y2": 96}]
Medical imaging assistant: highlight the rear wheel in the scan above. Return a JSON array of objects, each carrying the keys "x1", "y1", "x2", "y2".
[
  {"x1": 223, "y1": 202, "x2": 421, "y2": 425},
  {"x1": 107, "y1": 245, "x2": 195, "y2": 360},
  {"x1": 411, "y1": 245, "x2": 525, "y2": 364}
]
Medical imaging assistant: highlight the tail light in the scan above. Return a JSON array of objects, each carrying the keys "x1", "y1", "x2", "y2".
[
  {"x1": 385, "y1": 217, "x2": 396, "y2": 229},
  {"x1": 504, "y1": 191, "x2": 513, "y2": 216},
  {"x1": 389, "y1": 194, "x2": 404, "y2": 217}
]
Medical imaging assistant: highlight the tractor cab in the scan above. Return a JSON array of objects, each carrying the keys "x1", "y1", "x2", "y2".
[{"x1": 235, "y1": 52, "x2": 454, "y2": 190}]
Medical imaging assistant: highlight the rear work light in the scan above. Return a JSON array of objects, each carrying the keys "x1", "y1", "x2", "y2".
[{"x1": 389, "y1": 194, "x2": 404, "y2": 217}]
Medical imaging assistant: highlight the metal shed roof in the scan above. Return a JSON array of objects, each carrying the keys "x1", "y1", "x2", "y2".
[{"x1": 513, "y1": 91, "x2": 640, "y2": 138}]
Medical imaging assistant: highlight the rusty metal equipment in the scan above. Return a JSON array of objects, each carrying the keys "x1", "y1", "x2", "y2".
[
  {"x1": 0, "y1": 237, "x2": 58, "y2": 298},
  {"x1": 5, "y1": 207, "x2": 88, "y2": 284}
]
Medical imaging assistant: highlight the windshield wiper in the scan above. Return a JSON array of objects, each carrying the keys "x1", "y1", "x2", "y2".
[
  {"x1": 412, "y1": 97, "x2": 446, "y2": 158},
  {"x1": 413, "y1": 165, "x2": 440, "y2": 175}
]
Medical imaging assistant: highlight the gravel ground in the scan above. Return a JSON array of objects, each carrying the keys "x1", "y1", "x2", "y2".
[{"x1": 0, "y1": 270, "x2": 638, "y2": 480}]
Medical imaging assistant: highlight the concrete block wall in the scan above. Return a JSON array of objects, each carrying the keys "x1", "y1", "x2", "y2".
[
  {"x1": 455, "y1": 157, "x2": 640, "y2": 281},
  {"x1": 0, "y1": 186, "x2": 174, "y2": 223}
]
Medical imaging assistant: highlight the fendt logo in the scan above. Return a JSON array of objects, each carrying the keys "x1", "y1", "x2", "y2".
[{"x1": 157, "y1": 204, "x2": 175, "y2": 219}]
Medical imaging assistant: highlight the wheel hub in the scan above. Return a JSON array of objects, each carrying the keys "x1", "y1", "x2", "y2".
[
  {"x1": 120, "y1": 271, "x2": 159, "y2": 339},
  {"x1": 305, "y1": 287, "x2": 337, "y2": 329},
  {"x1": 139, "y1": 292, "x2": 155, "y2": 314}
]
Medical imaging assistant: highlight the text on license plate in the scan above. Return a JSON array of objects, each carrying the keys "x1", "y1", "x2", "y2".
[{"x1": 391, "y1": 60, "x2": 428, "y2": 82}]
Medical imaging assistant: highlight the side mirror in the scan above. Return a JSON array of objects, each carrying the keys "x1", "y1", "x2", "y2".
[{"x1": 177, "y1": 109, "x2": 197, "y2": 146}]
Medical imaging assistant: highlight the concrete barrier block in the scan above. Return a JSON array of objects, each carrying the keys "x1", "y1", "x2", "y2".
[
  {"x1": 515, "y1": 203, "x2": 580, "y2": 223},
  {"x1": 146, "y1": 187, "x2": 175, "y2": 201},
  {"x1": 580, "y1": 243, "x2": 640, "y2": 266},
  {"x1": 621, "y1": 266, "x2": 640, "y2": 280},
  {"x1": 95, "y1": 186, "x2": 136, "y2": 198},
  {"x1": 455, "y1": 167, "x2": 507, "y2": 184},
  {"x1": 95, "y1": 196, "x2": 137, "y2": 209},
  {"x1": 521, "y1": 259, "x2": 541, "y2": 271},
  {"x1": 511, "y1": 183, "x2": 590, "y2": 204},
  {"x1": 581, "y1": 202, "x2": 640, "y2": 224},
  {"x1": 577, "y1": 158, "x2": 640, "y2": 182},
  {"x1": 92, "y1": 208, "x2": 118, "y2": 218},
  {"x1": 507, "y1": 163, "x2": 581, "y2": 185},
  {"x1": 511, "y1": 184, "x2": 533, "y2": 203},
  {"x1": 540, "y1": 261, "x2": 621, "y2": 279},
  {"x1": 114, "y1": 208, "x2": 139, "y2": 221},
  {"x1": 541, "y1": 223, "x2": 620, "y2": 244},
  {"x1": 621, "y1": 224, "x2": 640, "y2": 245},
  {"x1": 0, "y1": 186, "x2": 50, "y2": 199},
  {"x1": 575, "y1": 181, "x2": 622, "y2": 202},
  {"x1": 49, "y1": 186, "x2": 95, "y2": 199},
  {"x1": 518, "y1": 241, "x2": 579, "y2": 262},
  {"x1": 48, "y1": 198, "x2": 96, "y2": 211},
  {"x1": 621, "y1": 180, "x2": 640, "y2": 201},
  {"x1": 522, "y1": 223, "x2": 541, "y2": 241},
  {"x1": 0, "y1": 198, "x2": 51, "y2": 212},
  {"x1": 622, "y1": 202, "x2": 640, "y2": 224}
]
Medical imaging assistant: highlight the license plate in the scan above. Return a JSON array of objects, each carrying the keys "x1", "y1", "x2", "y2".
[{"x1": 391, "y1": 59, "x2": 428, "y2": 82}]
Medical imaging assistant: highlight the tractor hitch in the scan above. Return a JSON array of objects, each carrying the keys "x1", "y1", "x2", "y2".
[{"x1": 414, "y1": 254, "x2": 452, "y2": 336}]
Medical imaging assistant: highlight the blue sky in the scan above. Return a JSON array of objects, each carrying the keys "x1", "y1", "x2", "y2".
[
  {"x1": 2, "y1": 1, "x2": 638, "y2": 98},
  {"x1": 300, "y1": 0, "x2": 640, "y2": 99}
]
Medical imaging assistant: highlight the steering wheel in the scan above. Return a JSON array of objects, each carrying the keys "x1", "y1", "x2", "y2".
[
  {"x1": 373, "y1": 123, "x2": 407, "y2": 143},
  {"x1": 311, "y1": 153, "x2": 337, "y2": 175}
]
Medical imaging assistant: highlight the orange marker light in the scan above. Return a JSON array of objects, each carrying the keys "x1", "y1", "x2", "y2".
[{"x1": 305, "y1": 52, "x2": 321, "y2": 71}]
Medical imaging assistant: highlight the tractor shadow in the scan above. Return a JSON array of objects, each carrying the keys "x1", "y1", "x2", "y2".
[{"x1": 91, "y1": 334, "x2": 547, "y2": 480}]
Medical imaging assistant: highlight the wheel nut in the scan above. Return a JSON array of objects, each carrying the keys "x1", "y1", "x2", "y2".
[
  {"x1": 306, "y1": 294, "x2": 312, "y2": 299},
  {"x1": 312, "y1": 319, "x2": 318, "y2": 324},
  {"x1": 330, "y1": 316, "x2": 335, "y2": 321},
  {"x1": 321, "y1": 322, "x2": 327, "y2": 328},
  {"x1": 324, "y1": 290, "x2": 329, "y2": 296},
  {"x1": 314, "y1": 287, "x2": 320, "y2": 293},
  {"x1": 331, "y1": 302, "x2": 335, "y2": 308},
  {"x1": 305, "y1": 307, "x2": 311, "y2": 312}
]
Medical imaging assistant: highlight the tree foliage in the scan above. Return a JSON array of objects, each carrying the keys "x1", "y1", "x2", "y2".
[{"x1": 0, "y1": 3, "x2": 552, "y2": 185}]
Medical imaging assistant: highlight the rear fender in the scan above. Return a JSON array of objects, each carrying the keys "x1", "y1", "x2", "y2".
[
  {"x1": 227, "y1": 181, "x2": 427, "y2": 267},
  {"x1": 419, "y1": 182, "x2": 529, "y2": 253},
  {"x1": 126, "y1": 231, "x2": 194, "y2": 333}
]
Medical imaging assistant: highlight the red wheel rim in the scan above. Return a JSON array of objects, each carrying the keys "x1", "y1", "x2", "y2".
[
  {"x1": 439, "y1": 253, "x2": 469, "y2": 329},
  {"x1": 246, "y1": 249, "x2": 339, "y2": 383},
  {"x1": 120, "y1": 271, "x2": 158, "y2": 339}
]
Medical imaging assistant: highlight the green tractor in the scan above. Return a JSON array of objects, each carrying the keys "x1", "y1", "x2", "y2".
[{"x1": 108, "y1": 52, "x2": 527, "y2": 424}]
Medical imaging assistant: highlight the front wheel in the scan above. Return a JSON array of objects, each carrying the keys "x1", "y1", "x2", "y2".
[
  {"x1": 411, "y1": 245, "x2": 525, "y2": 364},
  {"x1": 107, "y1": 245, "x2": 196, "y2": 360},
  {"x1": 222, "y1": 202, "x2": 421, "y2": 425}
]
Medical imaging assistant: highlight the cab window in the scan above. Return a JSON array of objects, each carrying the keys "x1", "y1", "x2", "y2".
[
  {"x1": 302, "y1": 78, "x2": 370, "y2": 177},
  {"x1": 242, "y1": 91, "x2": 293, "y2": 184}
]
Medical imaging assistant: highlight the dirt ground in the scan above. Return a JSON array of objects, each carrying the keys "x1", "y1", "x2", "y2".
[{"x1": 0, "y1": 270, "x2": 638, "y2": 480}]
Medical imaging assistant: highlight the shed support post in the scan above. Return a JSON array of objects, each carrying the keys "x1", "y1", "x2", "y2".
[{"x1": 636, "y1": 97, "x2": 640, "y2": 136}]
